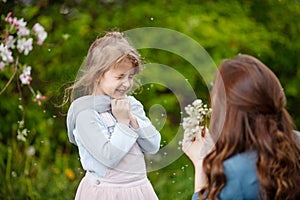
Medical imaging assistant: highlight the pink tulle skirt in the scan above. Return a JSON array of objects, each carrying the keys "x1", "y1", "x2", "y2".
[{"x1": 75, "y1": 172, "x2": 159, "y2": 200}]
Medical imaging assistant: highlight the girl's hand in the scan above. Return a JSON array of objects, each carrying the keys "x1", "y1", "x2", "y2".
[
  {"x1": 182, "y1": 127, "x2": 215, "y2": 165},
  {"x1": 111, "y1": 98, "x2": 130, "y2": 126},
  {"x1": 129, "y1": 113, "x2": 139, "y2": 129}
]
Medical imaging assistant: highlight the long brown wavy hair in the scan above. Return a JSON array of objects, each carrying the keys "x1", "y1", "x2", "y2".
[{"x1": 199, "y1": 54, "x2": 300, "y2": 199}]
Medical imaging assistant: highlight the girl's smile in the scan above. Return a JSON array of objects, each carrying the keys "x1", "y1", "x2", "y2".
[{"x1": 94, "y1": 58, "x2": 136, "y2": 99}]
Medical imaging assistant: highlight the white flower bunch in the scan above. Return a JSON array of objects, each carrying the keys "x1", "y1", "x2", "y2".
[
  {"x1": 0, "y1": 12, "x2": 47, "y2": 70},
  {"x1": 181, "y1": 99, "x2": 212, "y2": 143}
]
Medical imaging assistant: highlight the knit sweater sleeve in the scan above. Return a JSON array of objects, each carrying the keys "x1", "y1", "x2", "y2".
[
  {"x1": 75, "y1": 109, "x2": 138, "y2": 168},
  {"x1": 129, "y1": 98, "x2": 161, "y2": 154},
  {"x1": 134, "y1": 116, "x2": 161, "y2": 154}
]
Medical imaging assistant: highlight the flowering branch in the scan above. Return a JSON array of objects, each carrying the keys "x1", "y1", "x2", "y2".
[
  {"x1": 0, "y1": 57, "x2": 18, "y2": 95},
  {"x1": 0, "y1": 12, "x2": 48, "y2": 141}
]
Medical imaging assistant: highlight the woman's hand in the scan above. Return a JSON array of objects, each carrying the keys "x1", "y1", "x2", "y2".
[
  {"x1": 111, "y1": 98, "x2": 130, "y2": 126},
  {"x1": 182, "y1": 127, "x2": 215, "y2": 165},
  {"x1": 182, "y1": 127, "x2": 215, "y2": 192}
]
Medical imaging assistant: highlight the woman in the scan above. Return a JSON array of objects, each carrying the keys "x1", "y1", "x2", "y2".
[{"x1": 183, "y1": 54, "x2": 300, "y2": 200}]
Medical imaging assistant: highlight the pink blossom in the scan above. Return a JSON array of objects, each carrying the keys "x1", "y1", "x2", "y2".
[
  {"x1": 5, "y1": 13, "x2": 18, "y2": 26},
  {"x1": 19, "y1": 66, "x2": 32, "y2": 85},
  {"x1": 4, "y1": 12, "x2": 12, "y2": 22},
  {"x1": 5, "y1": 14, "x2": 29, "y2": 34},
  {"x1": 33, "y1": 23, "x2": 44, "y2": 32},
  {"x1": 37, "y1": 32, "x2": 47, "y2": 45},
  {"x1": 33, "y1": 23, "x2": 47, "y2": 45},
  {"x1": 34, "y1": 93, "x2": 47, "y2": 106},
  {"x1": 19, "y1": 73, "x2": 32, "y2": 84}
]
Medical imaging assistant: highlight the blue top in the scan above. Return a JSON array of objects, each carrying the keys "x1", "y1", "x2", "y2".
[
  {"x1": 192, "y1": 151, "x2": 260, "y2": 200},
  {"x1": 192, "y1": 130, "x2": 300, "y2": 200}
]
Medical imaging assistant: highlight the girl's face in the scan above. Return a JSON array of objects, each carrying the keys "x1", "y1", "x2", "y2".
[{"x1": 95, "y1": 58, "x2": 136, "y2": 99}]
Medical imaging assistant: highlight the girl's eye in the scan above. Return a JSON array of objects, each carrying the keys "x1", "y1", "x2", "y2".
[{"x1": 116, "y1": 74, "x2": 134, "y2": 80}]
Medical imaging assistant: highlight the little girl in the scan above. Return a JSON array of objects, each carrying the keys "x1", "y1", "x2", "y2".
[{"x1": 66, "y1": 32, "x2": 161, "y2": 200}]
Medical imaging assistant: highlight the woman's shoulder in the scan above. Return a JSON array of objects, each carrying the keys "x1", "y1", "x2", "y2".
[
  {"x1": 191, "y1": 192, "x2": 200, "y2": 200},
  {"x1": 224, "y1": 151, "x2": 257, "y2": 164},
  {"x1": 223, "y1": 151, "x2": 257, "y2": 176},
  {"x1": 220, "y1": 151, "x2": 259, "y2": 199},
  {"x1": 192, "y1": 152, "x2": 259, "y2": 200}
]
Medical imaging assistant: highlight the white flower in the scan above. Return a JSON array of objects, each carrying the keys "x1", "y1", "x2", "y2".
[
  {"x1": 23, "y1": 66, "x2": 31, "y2": 75},
  {"x1": 33, "y1": 23, "x2": 47, "y2": 45},
  {"x1": 19, "y1": 66, "x2": 32, "y2": 85},
  {"x1": 0, "y1": 43, "x2": 14, "y2": 63},
  {"x1": 5, "y1": 35, "x2": 16, "y2": 49},
  {"x1": 15, "y1": 18, "x2": 30, "y2": 36},
  {"x1": 184, "y1": 105, "x2": 193, "y2": 115},
  {"x1": 32, "y1": 23, "x2": 44, "y2": 32},
  {"x1": 17, "y1": 38, "x2": 26, "y2": 52},
  {"x1": 192, "y1": 99, "x2": 202, "y2": 107},
  {"x1": 17, "y1": 26, "x2": 30, "y2": 36},
  {"x1": 37, "y1": 31, "x2": 47, "y2": 45},
  {"x1": 15, "y1": 18, "x2": 27, "y2": 29},
  {"x1": 181, "y1": 99, "x2": 212, "y2": 143},
  {"x1": 17, "y1": 38, "x2": 33, "y2": 55}
]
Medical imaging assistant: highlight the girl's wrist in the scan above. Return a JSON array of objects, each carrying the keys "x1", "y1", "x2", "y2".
[
  {"x1": 129, "y1": 113, "x2": 139, "y2": 129},
  {"x1": 118, "y1": 119, "x2": 130, "y2": 126}
]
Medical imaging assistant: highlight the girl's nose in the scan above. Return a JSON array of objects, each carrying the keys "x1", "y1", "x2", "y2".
[{"x1": 121, "y1": 78, "x2": 131, "y2": 88}]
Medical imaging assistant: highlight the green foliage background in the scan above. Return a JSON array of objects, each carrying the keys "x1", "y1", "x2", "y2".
[{"x1": 1, "y1": 0, "x2": 300, "y2": 199}]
